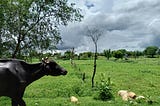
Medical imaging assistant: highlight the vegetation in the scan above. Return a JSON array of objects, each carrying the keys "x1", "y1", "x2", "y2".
[
  {"x1": 1, "y1": 1, "x2": 159, "y2": 106},
  {"x1": 94, "y1": 74, "x2": 114, "y2": 101},
  {"x1": 0, "y1": 0, "x2": 83, "y2": 58},
  {"x1": 103, "y1": 49, "x2": 111, "y2": 60},
  {"x1": 0, "y1": 57, "x2": 160, "y2": 106},
  {"x1": 112, "y1": 50, "x2": 124, "y2": 60},
  {"x1": 144, "y1": 46, "x2": 159, "y2": 58},
  {"x1": 0, "y1": 32, "x2": 159, "y2": 61},
  {"x1": 85, "y1": 26, "x2": 103, "y2": 87}
]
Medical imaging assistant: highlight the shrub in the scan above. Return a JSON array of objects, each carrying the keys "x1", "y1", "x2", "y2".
[
  {"x1": 113, "y1": 50, "x2": 123, "y2": 59},
  {"x1": 94, "y1": 74, "x2": 114, "y2": 101},
  {"x1": 72, "y1": 83, "x2": 92, "y2": 97}
]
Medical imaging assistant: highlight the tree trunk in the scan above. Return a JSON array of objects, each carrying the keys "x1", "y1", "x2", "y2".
[
  {"x1": 12, "y1": 35, "x2": 22, "y2": 58},
  {"x1": 12, "y1": 42, "x2": 20, "y2": 58},
  {"x1": 92, "y1": 44, "x2": 97, "y2": 88}
]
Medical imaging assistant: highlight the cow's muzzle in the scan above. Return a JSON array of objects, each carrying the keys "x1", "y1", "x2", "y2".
[{"x1": 61, "y1": 69, "x2": 67, "y2": 75}]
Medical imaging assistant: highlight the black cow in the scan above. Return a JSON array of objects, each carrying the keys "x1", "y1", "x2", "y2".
[{"x1": 0, "y1": 58, "x2": 67, "y2": 106}]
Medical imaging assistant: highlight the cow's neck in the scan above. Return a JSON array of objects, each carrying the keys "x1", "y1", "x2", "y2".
[{"x1": 29, "y1": 63, "x2": 46, "y2": 83}]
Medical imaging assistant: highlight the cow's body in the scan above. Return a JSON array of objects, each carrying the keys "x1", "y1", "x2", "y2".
[{"x1": 0, "y1": 58, "x2": 67, "y2": 106}]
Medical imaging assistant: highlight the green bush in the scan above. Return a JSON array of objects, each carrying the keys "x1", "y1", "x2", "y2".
[
  {"x1": 72, "y1": 83, "x2": 92, "y2": 97},
  {"x1": 113, "y1": 50, "x2": 123, "y2": 59},
  {"x1": 94, "y1": 74, "x2": 114, "y2": 101}
]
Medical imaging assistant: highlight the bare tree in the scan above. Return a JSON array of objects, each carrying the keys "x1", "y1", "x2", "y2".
[
  {"x1": 70, "y1": 47, "x2": 75, "y2": 65},
  {"x1": 86, "y1": 26, "x2": 103, "y2": 88}
]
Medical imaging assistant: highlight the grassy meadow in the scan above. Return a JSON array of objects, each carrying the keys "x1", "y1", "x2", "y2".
[{"x1": 0, "y1": 57, "x2": 160, "y2": 106}]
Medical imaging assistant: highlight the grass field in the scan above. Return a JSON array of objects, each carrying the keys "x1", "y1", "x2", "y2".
[{"x1": 0, "y1": 57, "x2": 160, "y2": 106}]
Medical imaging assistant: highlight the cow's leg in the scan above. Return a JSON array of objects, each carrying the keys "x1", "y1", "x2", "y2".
[
  {"x1": 12, "y1": 86, "x2": 26, "y2": 106},
  {"x1": 18, "y1": 90, "x2": 26, "y2": 106},
  {"x1": 12, "y1": 98, "x2": 26, "y2": 106},
  {"x1": 17, "y1": 98, "x2": 26, "y2": 106},
  {"x1": 11, "y1": 99, "x2": 18, "y2": 106}
]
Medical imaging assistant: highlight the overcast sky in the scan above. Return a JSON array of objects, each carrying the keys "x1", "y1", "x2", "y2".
[{"x1": 57, "y1": 0, "x2": 160, "y2": 53}]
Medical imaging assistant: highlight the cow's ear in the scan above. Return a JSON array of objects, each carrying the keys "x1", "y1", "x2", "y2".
[
  {"x1": 42, "y1": 57, "x2": 49, "y2": 63},
  {"x1": 42, "y1": 58, "x2": 45, "y2": 63}
]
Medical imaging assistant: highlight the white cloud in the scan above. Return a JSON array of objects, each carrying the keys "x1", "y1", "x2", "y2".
[{"x1": 58, "y1": 0, "x2": 160, "y2": 53}]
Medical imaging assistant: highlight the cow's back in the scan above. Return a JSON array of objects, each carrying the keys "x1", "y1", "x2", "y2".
[{"x1": 0, "y1": 60, "x2": 21, "y2": 97}]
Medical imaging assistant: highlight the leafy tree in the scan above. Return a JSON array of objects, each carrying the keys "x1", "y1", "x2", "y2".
[
  {"x1": 132, "y1": 51, "x2": 143, "y2": 59},
  {"x1": 53, "y1": 53, "x2": 62, "y2": 59},
  {"x1": 144, "y1": 46, "x2": 159, "y2": 58},
  {"x1": 119, "y1": 49, "x2": 127, "y2": 55},
  {"x1": 113, "y1": 50, "x2": 123, "y2": 60},
  {"x1": 63, "y1": 50, "x2": 72, "y2": 60},
  {"x1": 0, "y1": 0, "x2": 83, "y2": 58},
  {"x1": 79, "y1": 52, "x2": 93, "y2": 60},
  {"x1": 103, "y1": 49, "x2": 111, "y2": 60},
  {"x1": 157, "y1": 49, "x2": 160, "y2": 55}
]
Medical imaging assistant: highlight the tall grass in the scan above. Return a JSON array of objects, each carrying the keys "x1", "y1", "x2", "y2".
[{"x1": 0, "y1": 57, "x2": 160, "y2": 105}]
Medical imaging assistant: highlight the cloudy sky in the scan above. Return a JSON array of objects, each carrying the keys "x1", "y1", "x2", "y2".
[{"x1": 58, "y1": 0, "x2": 160, "y2": 53}]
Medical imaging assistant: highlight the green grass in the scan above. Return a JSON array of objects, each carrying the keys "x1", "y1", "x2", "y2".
[{"x1": 1, "y1": 57, "x2": 160, "y2": 105}]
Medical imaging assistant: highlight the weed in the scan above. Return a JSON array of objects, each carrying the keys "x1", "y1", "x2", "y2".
[{"x1": 94, "y1": 73, "x2": 114, "y2": 101}]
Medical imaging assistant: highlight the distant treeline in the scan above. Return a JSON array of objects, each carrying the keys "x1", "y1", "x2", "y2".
[
  {"x1": 1, "y1": 46, "x2": 159, "y2": 60},
  {"x1": 54, "y1": 47, "x2": 159, "y2": 60}
]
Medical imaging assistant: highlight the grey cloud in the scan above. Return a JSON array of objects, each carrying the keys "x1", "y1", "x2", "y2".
[
  {"x1": 140, "y1": 20, "x2": 160, "y2": 48},
  {"x1": 59, "y1": 0, "x2": 160, "y2": 53},
  {"x1": 150, "y1": 35, "x2": 160, "y2": 47},
  {"x1": 139, "y1": 35, "x2": 160, "y2": 48},
  {"x1": 114, "y1": 0, "x2": 160, "y2": 13},
  {"x1": 57, "y1": 44, "x2": 73, "y2": 50},
  {"x1": 85, "y1": 1, "x2": 94, "y2": 9}
]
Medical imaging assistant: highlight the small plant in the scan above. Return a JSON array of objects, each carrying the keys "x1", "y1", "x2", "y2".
[
  {"x1": 71, "y1": 82, "x2": 92, "y2": 97},
  {"x1": 94, "y1": 73, "x2": 114, "y2": 101}
]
